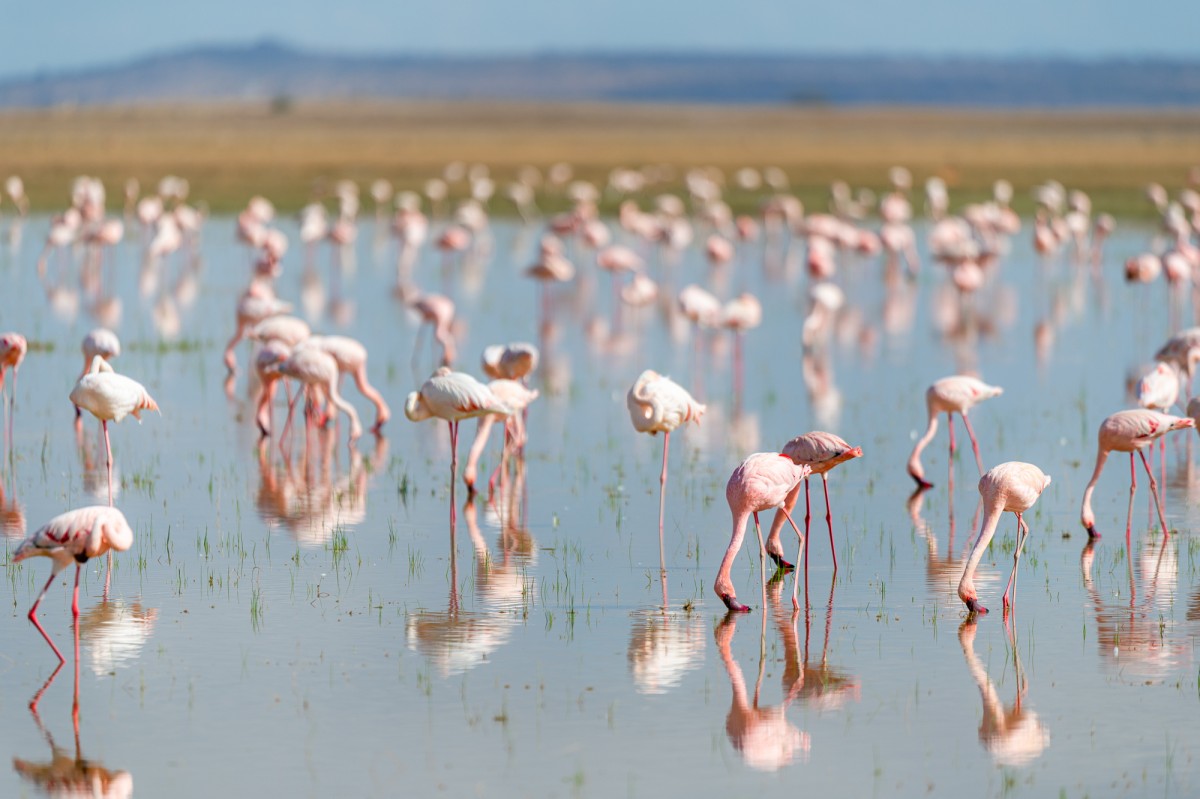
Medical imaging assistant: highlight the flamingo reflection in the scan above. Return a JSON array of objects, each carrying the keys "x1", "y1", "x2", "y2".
[
  {"x1": 254, "y1": 432, "x2": 384, "y2": 547},
  {"x1": 715, "y1": 607, "x2": 810, "y2": 772},
  {"x1": 958, "y1": 618, "x2": 1049, "y2": 767},
  {"x1": 15, "y1": 626, "x2": 133, "y2": 798},
  {"x1": 405, "y1": 499, "x2": 535, "y2": 678},
  {"x1": 770, "y1": 576, "x2": 860, "y2": 714},
  {"x1": 1082, "y1": 536, "x2": 1188, "y2": 680},
  {"x1": 627, "y1": 609, "x2": 705, "y2": 695}
]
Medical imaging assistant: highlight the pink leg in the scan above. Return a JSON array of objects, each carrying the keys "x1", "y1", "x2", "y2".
[
  {"x1": 71, "y1": 564, "x2": 81, "y2": 618},
  {"x1": 103, "y1": 420, "x2": 113, "y2": 507},
  {"x1": 1139, "y1": 449, "x2": 1170, "y2": 536},
  {"x1": 960, "y1": 412, "x2": 985, "y2": 476},
  {"x1": 449, "y1": 421, "x2": 459, "y2": 528},
  {"x1": 823, "y1": 474, "x2": 838, "y2": 572},
  {"x1": 658, "y1": 431, "x2": 670, "y2": 539},
  {"x1": 1002, "y1": 514, "x2": 1026, "y2": 609},
  {"x1": 947, "y1": 412, "x2": 956, "y2": 457},
  {"x1": 28, "y1": 571, "x2": 65, "y2": 663},
  {"x1": 752, "y1": 511, "x2": 768, "y2": 612},
  {"x1": 803, "y1": 481, "x2": 811, "y2": 587}
]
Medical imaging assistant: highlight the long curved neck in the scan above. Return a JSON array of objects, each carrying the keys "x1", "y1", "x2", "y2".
[
  {"x1": 960, "y1": 503, "x2": 1005, "y2": 597},
  {"x1": 717, "y1": 509, "x2": 751, "y2": 586}
]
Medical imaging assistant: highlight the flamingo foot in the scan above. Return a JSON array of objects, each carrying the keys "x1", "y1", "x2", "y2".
[
  {"x1": 909, "y1": 471, "x2": 934, "y2": 489},
  {"x1": 767, "y1": 551, "x2": 795, "y2": 571},
  {"x1": 964, "y1": 597, "x2": 989, "y2": 615},
  {"x1": 720, "y1": 594, "x2": 752, "y2": 613},
  {"x1": 1085, "y1": 524, "x2": 1100, "y2": 539}
]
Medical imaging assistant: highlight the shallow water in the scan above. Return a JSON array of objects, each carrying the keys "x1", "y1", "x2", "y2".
[{"x1": 1, "y1": 212, "x2": 1198, "y2": 798}]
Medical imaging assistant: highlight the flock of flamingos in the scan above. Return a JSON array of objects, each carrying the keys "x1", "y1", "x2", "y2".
[{"x1": 4, "y1": 164, "x2": 1200, "y2": 702}]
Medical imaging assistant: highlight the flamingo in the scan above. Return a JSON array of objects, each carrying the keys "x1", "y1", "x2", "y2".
[
  {"x1": 765, "y1": 432, "x2": 863, "y2": 576},
  {"x1": 1, "y1": 332, "x2": 28, "y2": 437},
  {"x1": 627, "y1": 370, "x2": 706, "y2": 542},
  {"x1": 223, "y1": 279, "x2": 292, "y2": 373},
  {"x1": 74, "y1": 329, "x2": 120, "y2": 418},
  {"x1": 958, "y1": 462, "x2": 1051, "y2": 615},
  {"x1": 481, "y1": 342, "x2": 539, "y2": 382},
  {"x1": 69, "y1": 356, "x2": 158, "y2": 503},
  {"x1": 715, "y1": 452, "x2": 811, "y2": 612},
  {"x1": 1079, "y1": 409, "x2": 1194, "y2": 538},
  {"x1": 410, "y1": 293, "x2": 457, "y2": 368},
  {"x1": 721, "y1": 293, "x2": 762, "y2": 401},
  {"x1": 13, "y1": 506, "x2": 134, "y2": 662},
  {"x1": 907, "y1": 375, "x2": 1003, "y2": 488},
  {"x1": 257, "y1": 344, "x2": 362, "y2": 445},
  {"x1": 405, "y1": 367, "x2": 512, "y2": 526},
  {"x1": 462, "y1": 379, "x2": 539, "y2": 493},
  {"x1": 295, "y1": 335, "x2": 390, "y2": 434}
]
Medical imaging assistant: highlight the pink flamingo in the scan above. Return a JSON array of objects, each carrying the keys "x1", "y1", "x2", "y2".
[
  {"x1": 463, "y1": 379, "x2": 539, "y2": 493},
  {"x1": 69, "y1": 356, "x2": 158, "y2": 504},
  {"x1": 715, "y1": 452, "x2": 811, "y2": 613},
  {"x1": 1, "y1": 332, "x2": 28, "y2": 441},
  {"x1": 257, "y1": 344, "x2": 362, "y2": 445},
  {"x1": 410, "y1": 293, "x2": 458, "y2": 369},
  {"x1": 958, "y1": 462, "x2": 1051, "y2": 615},
  {"x1": 74, "y1": 329, "x2": 120, "y2": 419},
  {"x1": 721, "y1": 293, "x2": 762, "y2": 401},
  {"x1": 13, "y1": 506, "x2": 134, "y2": 662},
  {"x1": 765, "y1": 432, "x2": 863, "y2": 575},
  {"x1": 627, "y1": 370, "x2": 706, "y2": 542},
  {"x1": 223, "y1": 279, "x2": 292, "y2": 373},
  {"x1": 405, "y1": 367, "x2": 512, "y2": 526},
  {"x1": 1079, "y1": 409, "x2": 1194, "y2": 538},
  {"x1": 481, "y1": 342, "x2": 539, "y2": 382},
  {"x1": 295, "y1": 335, "x2": 390, "y2": 434},
  {"x1": 907, "y1": 375, "x2": 1003, "y2": 488}
]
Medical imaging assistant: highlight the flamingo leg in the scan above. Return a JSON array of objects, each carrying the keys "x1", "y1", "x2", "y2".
[
  {"x1": 803, "y1": 480, "x2": 812, "y2": 587},
  {"x1": 104, "y1": 551, "x2": 112, "y2": 599},
  {"x1": 960, "y1": 411, "x2": 985, "y2": 476},
  {"x1": 822, "y1": 473, "x2": 838, "y2": 572},
  {"x1": 71, "y1": 563, "x2": 81, "y2": 618},
  {"x1": 752, "y1": 511, "x2": 767, "y2": 612},
  {"x1": 102, "y1": 420, "x2": 113, "y2": 507},
  {"x1": 28, "y1": 571, "x2": 66, "y2": 663},
  {"x1": 449, "y1": 420, "x2": 459, "y2": 528},
  {"x1": 1002, "y1": 514, "x2": 1028, "y2": 610},
  {"x1": 658, "y1": 431, "x2": 670, "y2": 540},
  {"x1": 1139, "y1": 448, "x2": 1170, "y2": 536},
  {"x1": 947, "y1": 411, "x2": 956, "y2": 458}
]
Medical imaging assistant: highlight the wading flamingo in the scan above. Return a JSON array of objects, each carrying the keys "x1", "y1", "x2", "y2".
[
  {"x1": 257, "y1": 345, "x2": 362, "y2": 445},
  {"x1": 765, "y1": 432, "x2": 863, "y2": 575},
  {"x1": 410, "y1": 293, "x2": 458, "y2": 369},
  {"x1": 1, "y1": 332, "x2": 27, "y2": 442},
  {"x1": 13, "y1": 506, "x2": 134, "y2": 662},
  {"x1": 715, "y1": 452, "x2": 811, "y2": 613},
  {"x1": 908, "y1": 375, "x2": 1003, "y2": 488},
  {"x1": 958, "y1": 462, "x2": 1051, "y2": 615},
  {"x1": 1079, "y1": 409, "x2": 1194, "y2": 538},
  {"x1": 462, "y1": 379, "x2": 539, "y2": 493},
  {"x1": 69, "y1": 356, "x2": 158, "y2": 503},
  {"x1": 405, "y1": 367, "x2": 511, "y2": 526},
  {"x1": 295, "y1": 335, "x2": 390, "y2": 434},
  {"x1": 74, "y1": 328, "x2": 120, "y2": 418},
  {"x1": 627, "y1": 370, "x2": 706, "y2": 541}
]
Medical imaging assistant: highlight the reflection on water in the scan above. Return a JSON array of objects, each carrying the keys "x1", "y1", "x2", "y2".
[
  {"x1": 627, "y1": 609, "x2": 705, "y2": 695},
  {"x1": 254, "y1": 431, "x2": 385, "y2": 546},
  {"x1": 908, "y1": 485, "x2": 995, "y2": 609},
  {"x1": 1081, "y1": 537, "x2": 1190, "y2": 679},
  {"x1": 716, "y1": 608, "x2": 809, "y2": 772},
  {"x1": 406, "y1": 498, "x2": 536, "y2": 678},
  {"x1": 0, "y1": 480, "x2": 23, "y2": 539},
  {"x1": 958, "y1": 618, "x2": 1049, "y2": 767},
  {"x1": 773, "y1": 578, "x2": 860, "y2": 714},
  {"x1": 78, "y1": 600, "x2": 158, "y2": 678}
]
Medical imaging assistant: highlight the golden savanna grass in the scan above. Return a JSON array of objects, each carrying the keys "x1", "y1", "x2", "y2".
[{"x1": 0, "y1": 101, "x2": 1198, "y2": 215}]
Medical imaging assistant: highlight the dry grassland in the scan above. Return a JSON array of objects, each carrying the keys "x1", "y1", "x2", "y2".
[{"x1": 0, "y1": 101, "x2": 1197, "y2": 215}]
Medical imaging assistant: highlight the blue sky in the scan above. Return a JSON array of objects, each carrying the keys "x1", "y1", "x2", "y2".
[{"x1": 4, "y1": 0, "x2": 1198, "y2": 79}]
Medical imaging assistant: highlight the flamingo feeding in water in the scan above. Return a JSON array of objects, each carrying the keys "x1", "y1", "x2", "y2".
[
  {"x1": 715, "y1": 452, "x2": 811, "y2": 613},
  {"x1": 1079, "y1": 409, "x2": 1194, "y2": 538},
  {"x1": 765, "y1": 431, "x2": 863, "y2": 576},
  {"x1": 907, "y1": 375, "x2": 1003, "y2": 488},
  {"x1": 627, "y1": 370, "x2": 706, "y2": 542},
  {"x1": 13, "y1": 506, "x2": 134, "y2": 662},
  {"x1": 958, "y1": 462, "x2": 1051, "y2": 615}
]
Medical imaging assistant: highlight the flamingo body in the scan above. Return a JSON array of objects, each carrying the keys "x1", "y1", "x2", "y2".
[
  {"x1": 958, "y1": 462, "x2": 1051, "y2": 614},
  {"x1": 907, "y1": 375, "x2": 1002, "y2": 487}
]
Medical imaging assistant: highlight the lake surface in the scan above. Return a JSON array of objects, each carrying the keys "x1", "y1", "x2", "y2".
[{"x1": 1, "y1": 208, "x2": 1197, "y2": 798}]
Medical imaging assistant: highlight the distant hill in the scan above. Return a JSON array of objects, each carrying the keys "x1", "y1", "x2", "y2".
[{"x1": 3, "y1": 40, "x2": 1200, "y2": 107}]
